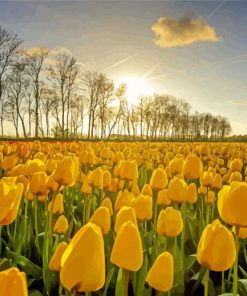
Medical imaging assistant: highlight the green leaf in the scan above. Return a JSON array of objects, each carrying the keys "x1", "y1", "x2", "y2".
[
  {"x1": 184, "y1": 254, "x2": 197, "y2": 272},
  {"x1": 43, "y1": 266, "x2": 59, "y2": 296},
  {"x1": 238, "y1": 279, "x2": 247, "y2": 295},
  {"x1": 28, "y1": 291, "x2": 43, "y2": 296},
  {"x1": 102, "y1": 267, "x2": 115, "y2": 296},
  {"x1": 0, "y1": 258, "x2": 12, "y2": 271},
  {"x1": 136, "y1": 253, "x2": 148, "y2": 296},
  {"x1": 5, "y1": 248, "x2": 42, "y2": 279},
  {"x1": 115, "y1": 268, "x2": 123, "y2": 296}
]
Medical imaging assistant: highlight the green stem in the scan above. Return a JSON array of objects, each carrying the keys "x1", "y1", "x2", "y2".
[
  {"x1": 123, "y1": 269, "x2": 129, "y2": 296},
  {"x1": 153, "y1": 190, "x2": 158, "y2": 229},
  {"x1": 34, "y1": 198, "x2": 40, "y2": 253},
  {"x1": 233, "y1": 227, "x2": 239, "y2": 296},
  {"x1": 222, "y1": 271, "x2": 225, "y2": 294},
  {"x1": 48, "y1": 194, "x2": 56, "y2": 250},
  {"x1": 181, "y1": 202, "x2": 187, "y2": 265},
  {"x1": 204, "y1": 269, "x2": 209, "y2": 296},
  {"x1": 23, "y1": 198, "x2": 28, "y2": 246}
]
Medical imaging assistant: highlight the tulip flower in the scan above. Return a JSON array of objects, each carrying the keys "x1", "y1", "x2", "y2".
[
  {"x1": 114, "y1": 206, "x2": 138, "y2": 233},
  {"x1": 212, "y1": 173, "x2": 222, "y2": 190},
  {"x1": 218, "y1": 181, "x2": 247, "y2": 227},
  {"x1": 54, "y1": 215, "x2": 69, "y2": 234},
  {"x1": 89, "y1": 206, "x2": 111, "y2": 235},
  {"x1": 119, "y1": 160, "x2": 138, "y2": 181},
  {"x1": 183, "y1": 153, "x2": 203, "y2": 179},
  {"x1": 157, "y1": 189, "x2": 171, "y2": 206},
  {"x1": 54, "y1": 156, "x2": 78, "y2": 186},
  {"x1": 114, "y1": 189, "x2": 135, "y2": 212},
  {"x1": 157, "y1": 207, "x2": 183, "y2": 237},
  {"x1": 186, "y1": 183, "x2": 198, "y2": 204},
  {"x1": 0, "y1": 267, "x2": 28, "y2": 296},
  {"x1": 60, "y1": 222, "x2": 105, "y2": 292},
  {"x1": 146, "y1": 252, "x2": 173, "y2": 292},
  {"x1": 49, "y1": 242, "x2": 68, "y2": 271},
  {"x1": 101, "y1": 197, "x2": 113, "y2": 215},
  {"x1": 48, "y1": 193, "x2": 64, "y2": 214},
  {"x1": 0, "y1": 177, "x2": 23, "y2": 225},
  {"x1": 131, "y1": 194, "x2": 152, "y2": 220},
  {"x1": 27, "y1": 159, "x2": 46, "y2": 177},
  {"x1": 111, "y1": 221, "x2": 143, "y2": 271},
  {"x1": 150, "y1": 168, "x2": 168, "y2": 190},
  {"x1": 197, "y1": 219, "x2": 236, "y2": 271},
  {"x1": 29, "y1": 171, "x2": 49, "y2": 196},
  {"x1": 141, "y1": 184, "x2": 153, "y2": 196},
  {"x1": 167, "y1": 176, "x2": 188, "y2": 204}
]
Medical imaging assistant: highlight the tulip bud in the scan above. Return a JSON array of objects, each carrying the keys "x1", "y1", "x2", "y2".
[
  {"x1": 101, "y1": 197, "x2": 113, "y2": 216},
  {"x1": 152, "y1": 180, "x2": 167, "y2": 202},
  {"x1": 218, "y1": 182, "x2": 247, "y2": 227},
  {"x1": 197, "y1": 219, "x2": 236, "y2": 271},
  {"x1": 54, "y1": 156, "x2": 78, "y2": 186},
  {"x1": 49, "y1": 242, "x2": 68, "y2": 271},
  {"x1": 89, "y1": 206, "x2": 111, "y2": 235},
  {"x1": 0, "y1": 267, "x2": 28, "y2": 296},
  {"x1": 212, "y1": 173, "x2": 222, "y2": 190},
  {"x1": 186, "y1": 183, "x2": 198, "y2": 204},
  {"x1": 150, "y1": 168, "x2": 168, "y2": 191},
  {"x1": 114, "y1": 189, "x2": 135, "y2": 212},
  {"x1": 60, "y1": 223, "x2": 105, "y2": 292},
  {"x1": 183, "y1": 153, "x2": 203, "y2": 179},
  {"x1": 29, "y1": 171, "x2": 48, "y2": 196},
  {"x1": 54, "y1": 215, "x2": 69, "y2": 234},
  {"x1": 141, "y1": 184, "x2": 153, "y2": 197},
  {"x1": 48, "y1": 193, "x2": 64, "y2": 214},
  {"x1": 146, "y1": 252, "x2": 173, "y2": 292},
  {"x1": 111, "y1": 221, "x2": 143, "y2": 271},
  {"x1": 114, "y1": 206, "x2": 138, "y2": 233},
  {"x1": 131, "y1": 194, "x2": 152, "y2": 221},
  {"x1": 167, "y1": 176, "x2": 188, "y2": 204},
  {"x1": 157, "y1": 207, "x2": 183, "y2": 237}
]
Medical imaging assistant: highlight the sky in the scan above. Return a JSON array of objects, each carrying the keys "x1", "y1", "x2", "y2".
[{"x1": 1, "y1": 0, "x2": 247, "y2": 135}]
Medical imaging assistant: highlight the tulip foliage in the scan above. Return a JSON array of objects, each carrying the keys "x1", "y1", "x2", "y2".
[{"x1": 0, "y1": 141, "x2": 247, "y2": 296}]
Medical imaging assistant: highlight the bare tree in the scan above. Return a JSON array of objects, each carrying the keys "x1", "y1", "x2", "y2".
[{"x1": 24, "y1": 47, "x2": 48, "y2": 137}]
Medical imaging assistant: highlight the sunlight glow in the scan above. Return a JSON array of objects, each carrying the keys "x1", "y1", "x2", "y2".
[{"x1": 116, "y1": 76, "x2": 155, "y2": 105}]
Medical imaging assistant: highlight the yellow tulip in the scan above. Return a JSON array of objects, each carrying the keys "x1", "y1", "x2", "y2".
[
  {"x1": 229, "y1": 158, "x2": 243, "y2": 172},
  {"x1": 167, "y1": 176, "x2": 188, "y2": 204},
  {"x1": 212, "y1": 173, "x2": 222, "y2": 190},
  {"x1": 200, "y1": 171, "x2": 213, "y2": 187},
  {"x1": 157, "y1": 189, "x2": 171, "y2": 206},
  {"x1": 2, "y1": 154, "x2": 19, "y2": 171},
  {"x1": 205, "y1": 190, "x2": 215, "y2": 204},
  {"x1": 150, "y1": 168, "x2": 168, "y2": 190},
  {"x1": 120, "y1": 160, "x2": 138, "y2": 180},
  {"x1": 183, "y1": 153, "x2": 203, "y2": 179},
  {"x1": 114, "y1": 206, "x2": 138, "y2": 233},
  {"x1": 0, "y1": 267, "x2": 28, "y2": 296},
  {"x1": 54, "y1": 156, "x2": 78, "y2": 186},
  {"x1": 131, "y1": 194, "x2": 152, "y2": 220},
  {"x1": 111, "y1": 221, "x2": 143, "y2": 271},
  {"x1": 157, "y1": 207, "x2": 183, "y2": 237},
  {"x1": 0, "y1": 177, "x2": 23, "y2": 225},
  {"x1": 186, "y1": 183, "x2": 198, "y2": 204},
  {"x1": 141, "y1": 184, "x2": 153, "y2": 196},
  {"x1": 146, "y1": 252, "x2": 173, "y2": 292},
  {"x1": 101, "y1": 197, "x2": 113, "y2": 216},
  {"x1": 114, "y1": 189, "x2": 135, "y2": 212},
  {"x1": 27, "y1": 159, "x2": 46, "y2": 177},
  {"x1": 49, "y1": 242, "x2": 68, "y2": 271},
  {"x1": 218, "y1": 182, "x2": 247, "y2": 227},
  {"x1": 60, "y1": 222, "x2": 105, "y2": 292},
  {"x1": 169, "y1": 157, "x2": 184, "y2": 175},
  {"x1": 229, "y1": 171, "x2": 242, "y2": 183},
  {"x1": 197, "y1": 219, "x2": 236, "y2": 271},
  {"x1": 89, "y1": 206, "x2": 111, "y2": 235},
  {"x1": 48, "y1": 193, "x2": 64, "y2": 214},
  {"x1": 29, "y1": 171, "x2": 48, "y2": 196},
  {"x1": 54, "y1": 215, "x2": 69, "y2": 234}
]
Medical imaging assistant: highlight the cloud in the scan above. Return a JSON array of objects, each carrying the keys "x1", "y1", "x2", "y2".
[
  {"x1": 50, "y1": 47, "x2": 72, "y2": 56},
  {"x1": 22, "y1": 47, "x2": 49, "y2": 57},
  {"x1": 151, "y1": 13, "x2": 220, "y2": 48}
]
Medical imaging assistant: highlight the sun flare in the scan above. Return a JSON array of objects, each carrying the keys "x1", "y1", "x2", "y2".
[{"x1": 116, "y1": 76, "x2": 155, "y2": 105}]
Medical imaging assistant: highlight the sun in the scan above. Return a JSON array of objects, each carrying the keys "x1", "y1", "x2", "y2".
[{"x1": 116, "y1": 76, "x2": 155, "y2": 105}]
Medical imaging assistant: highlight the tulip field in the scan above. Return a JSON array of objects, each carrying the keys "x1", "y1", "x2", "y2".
[{"x1": 0, "y1": 141, "x2": 247, "y2": 296}]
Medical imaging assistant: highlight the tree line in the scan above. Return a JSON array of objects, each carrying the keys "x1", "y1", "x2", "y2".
[{"x1": 0, "y1": 25, "x2": 232, "y2": 140}]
